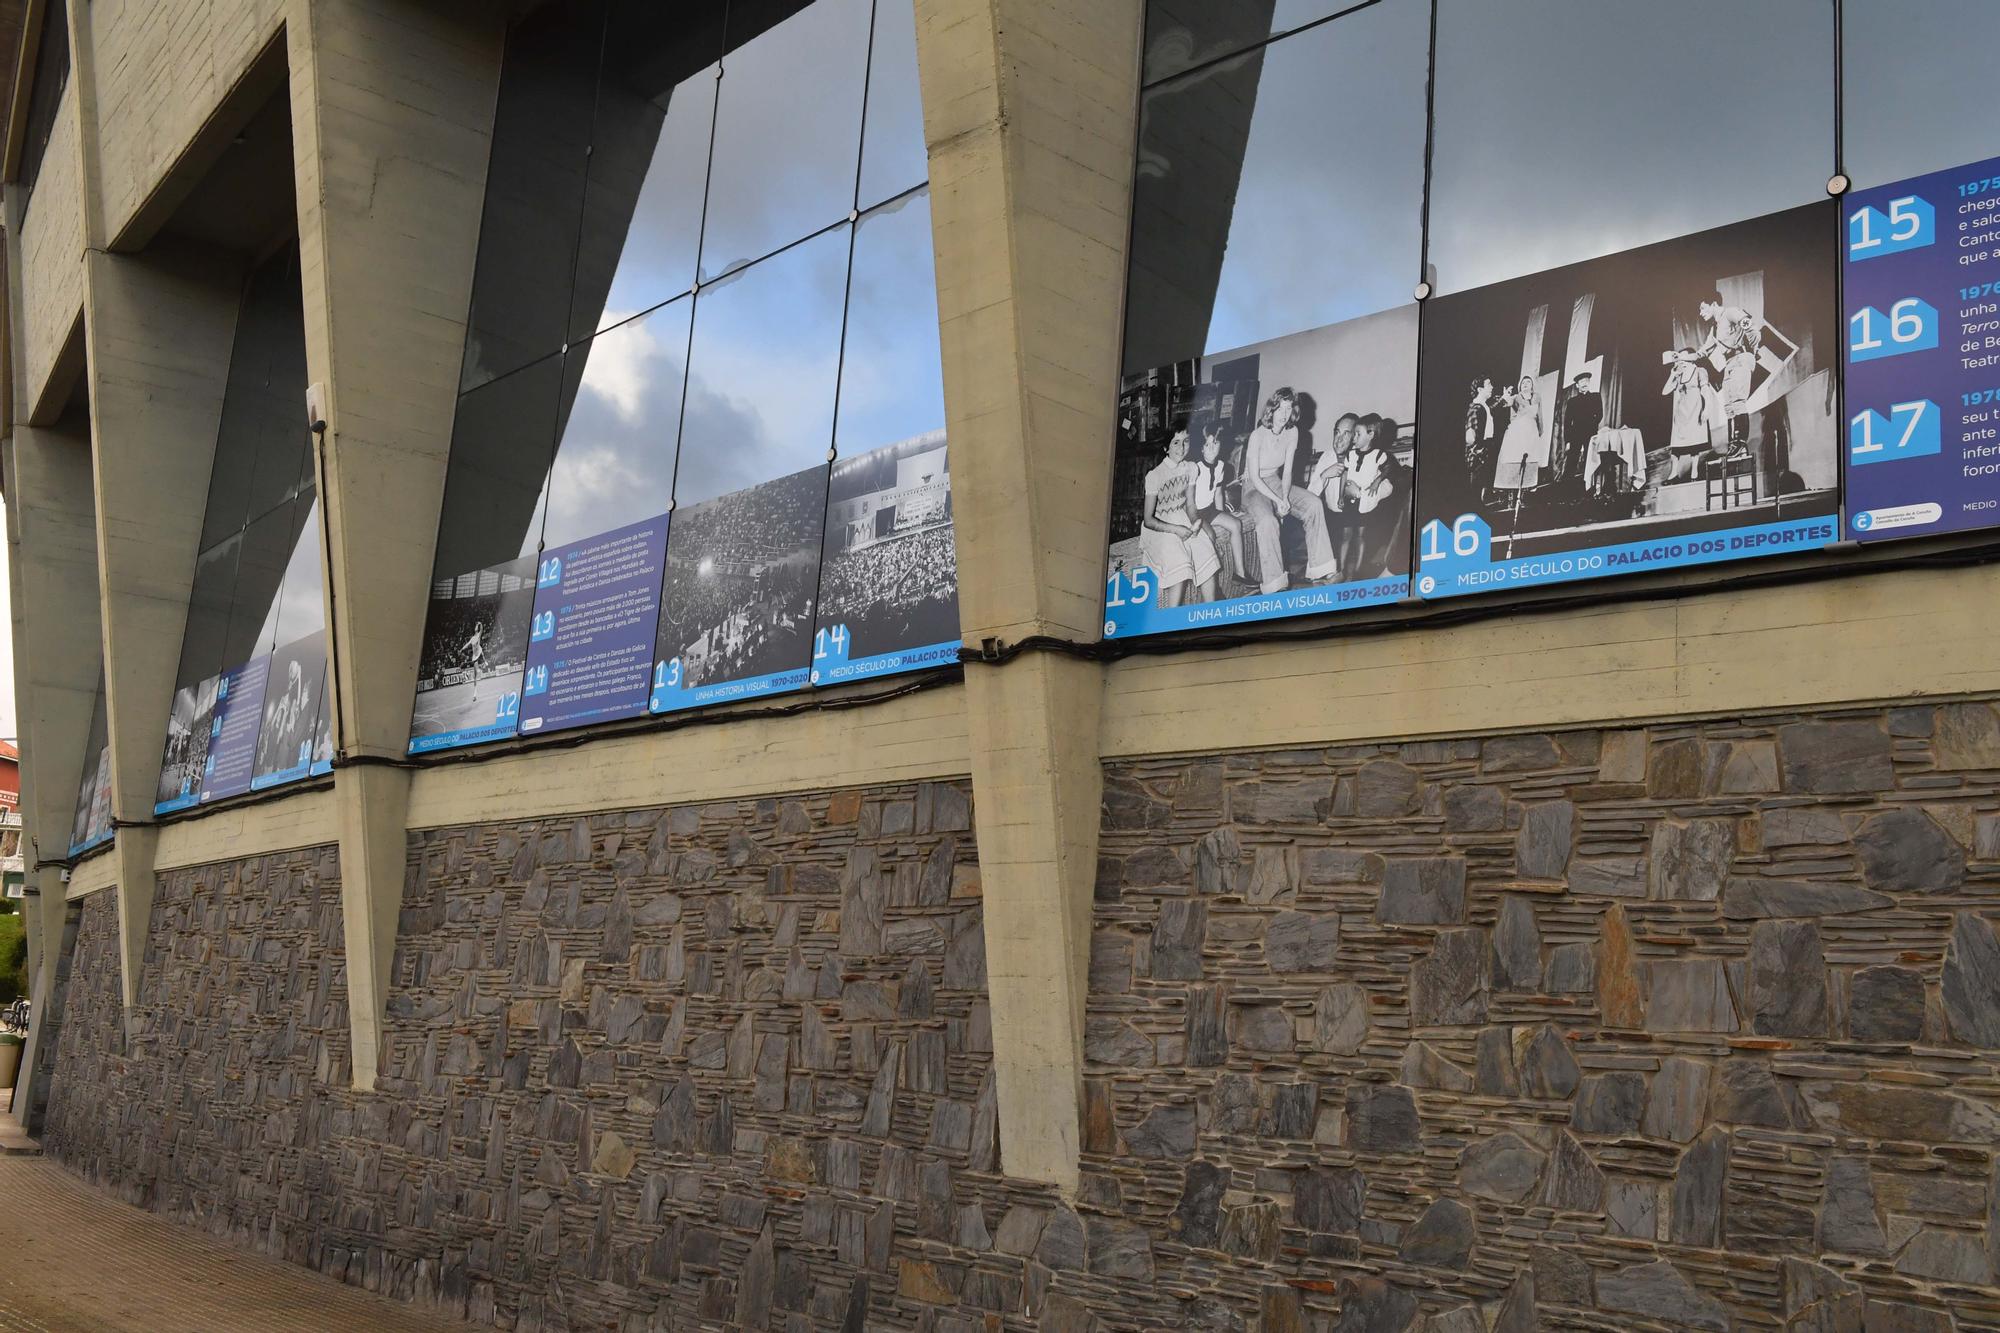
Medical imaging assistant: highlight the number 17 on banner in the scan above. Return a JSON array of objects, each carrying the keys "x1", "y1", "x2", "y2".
[{"x1": 1849, "y1": 400, "x2": 1941, "y2": 466}]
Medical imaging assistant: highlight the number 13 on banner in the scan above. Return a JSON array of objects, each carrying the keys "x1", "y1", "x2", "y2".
[
  {"x1": 1849, "y1": 194, "x2": 1935, "y2": 260},
  {"x1": 1849, "y1": 400, "x2": 1941, "y2": 466}
]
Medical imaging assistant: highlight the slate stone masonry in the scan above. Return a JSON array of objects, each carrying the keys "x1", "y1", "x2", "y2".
[
  {"x1": 43, "y1": 783, "x2": 1078, "y2": 1332},
  {"x1": 36, "y1": 703, "x2": 2000, "y2": 1331},
  {"x1": 1085, "y1": 704, "x2": 2000, "y2": 1331}
]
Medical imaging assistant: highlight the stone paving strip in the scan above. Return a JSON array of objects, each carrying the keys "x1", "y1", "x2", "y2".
[{"x1": 0, "y1": 1155, "x2": 477, "y2": 1332}]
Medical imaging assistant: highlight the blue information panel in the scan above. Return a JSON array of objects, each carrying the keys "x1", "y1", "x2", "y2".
[
  {"x1": 1412, "y1": 203, "x2": 1842, "y2": 598},
  {"x1": 1845, "y1": 153, "x2": 2000, "y2": 540},
  {"x1": 519, "y1": 514, "x2": 670, "y2": 735},
  {"x1": 199, "y1": 655, "x2": 270, "y2": 804},
  {"x1": 1103, "y1": 306, "x2": 1418, "y2": 638}
]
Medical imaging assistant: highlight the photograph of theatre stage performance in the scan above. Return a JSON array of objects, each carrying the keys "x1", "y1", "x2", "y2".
[
  {"x1": 654, "y1": 465, "x2": 826, "y2": 695},
  {"x1": 407, "y1": 556, "x2": 536, "y2": 746},
  {"x1": 1109, "y1": 304, "x2": 1418, "y2": 613},
  {"x1": 815, "y1": 430, "x2": 957, "y2": 661},
  {"x1": 1416, "y1": 202, "x2": 1839, "y2": 565}
]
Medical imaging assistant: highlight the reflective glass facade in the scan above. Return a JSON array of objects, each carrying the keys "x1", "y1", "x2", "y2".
[{"x1": 414, "y1": 0, "x2": 956, "y2": 751}]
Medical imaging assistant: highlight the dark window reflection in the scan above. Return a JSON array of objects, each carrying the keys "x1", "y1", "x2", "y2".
[
  {"x1": 838, "y1": 190, "x2": 942, "y2": 454},
  {"x1": 569, "y1": 1, "x2": 724, "y2": 341},
  {"x1": 433, "y1": 354, "x2": 564, "y2": 578},
  {"x1": 460, "y1": 0, "x2": 605, "y2": 391},
  {"x1": 543, "y1": 295, "x2": 691, "y2": 547},
  {"x1": 1429, "y1": 0, "x2": 1833, "y2": 294},
  {"x1": 173, "y1": 536, "x2": 241, "y2": 691},
  {"x1": 699, "y1": 0, "x2": 871, "y2": 280},
  {"x1": 856, "y1": 0, "x2": 928, "y2": 210},
  {"x1": 270, "y1": 495, "x2": 326, "y2": 647},
  {"x1": 1844, "y1": 1, "x2": 2000, "y2": 188},
  {"x1": 200, "y1": 247, "x2": 311, "y2": 550},
  {"x1": 676, "y1": 223, "x2": 849, "y2": 505},
  {"x1": 1123, "y1": 0, "x2": 1428, "y2": 377},
  {"x1": 225, "y1": 500, "x2": 301, "y2": 663},
  {"x1": 1143, "y1": 0, "x2": 1372, "y2": 85}
]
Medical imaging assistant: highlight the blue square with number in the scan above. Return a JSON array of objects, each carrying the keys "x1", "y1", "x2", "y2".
[
  {"x1": 1848, "y1": 194, "x2": 1935, "y2": 261},
  {"x1": 1849, "y1": 401, "x2": 1941, "y2": 466}
]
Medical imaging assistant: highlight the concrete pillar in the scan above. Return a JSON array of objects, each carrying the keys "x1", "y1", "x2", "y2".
[
  {"x1": 285, "y1": 0, "x2": 503, "y2": 1086},
  {"x1": 82, "y1": 242, "x2": 243, "y2": 1017},
  {"x1": 916, "y1": 0, "x2": 1143, "y2": 1189},
  {"x1": 4, "y1": 418, "x2": 101, "y2": 1128}
]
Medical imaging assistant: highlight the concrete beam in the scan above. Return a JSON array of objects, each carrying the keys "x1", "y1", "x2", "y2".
[
  {"x1": 82, "y1": 242, "x2": 241, "y2": 835},
  {"x1": 917, "y1": 0, "x2": 1142, "y2": 1190},
  {"x1": 286, "y1": 0, "x2": 503, "y2": 1089}
]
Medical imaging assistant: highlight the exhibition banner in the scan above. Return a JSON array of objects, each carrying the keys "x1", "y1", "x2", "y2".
[
  {"x1": 519, "y1": 514, "x2": 669, "y2": 734},
  {"x1": 1844, "y1": 152, "x2": 2000, "y2": 540},
  {"x1": 200, "y1": 655, "x2": 271, "y2": 804},
  {"x1": 1413, "y1": 203, "x2": 1842, "y2": 598},
  {"x1": 810, "y1": 432, "x2": 961, "y2": 685},
  {"x1": 1104, "y1": 306, "x2": 1418, "y2": 638},
  {"x1": 251, "y1": 631, "x2": 328, "y2": 790},
  {"x1": 408, "y1": 556, "x2": 537, "y2": 753},
  {"x1": 652, "y1": 466, "x2": 825, "y2": 714}
]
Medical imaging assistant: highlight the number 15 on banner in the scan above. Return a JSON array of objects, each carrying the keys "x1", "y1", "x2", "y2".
[
  {"x1": 1849, "y1": 194, "x2": 1935, "y2": 260},
  {"x1": 1849, "y1": 400, "x2": 1941, "y2": 466}
]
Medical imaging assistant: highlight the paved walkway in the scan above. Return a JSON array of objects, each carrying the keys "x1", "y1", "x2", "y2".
[{"x1": 0, "y1": 1153, "x2": 478, "y2": 1332}]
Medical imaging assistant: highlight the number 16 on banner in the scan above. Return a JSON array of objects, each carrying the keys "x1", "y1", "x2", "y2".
[
  {"x1": 1850, "y1": 299, "x2": 1939, "y2": 363},
  {"x1": 1849, "y1": 399, "x2": 1941, "y2": 466}
]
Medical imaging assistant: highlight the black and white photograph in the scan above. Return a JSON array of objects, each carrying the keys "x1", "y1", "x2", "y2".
[
  {"x1": 155, "y1": 675, "x2": 219, "y2": 812},
  {"x1": 252, "y1": 630, "x2": 328, "y2": 787},
  {"x1": 1106, "y1": 305, "x2": 1418, "y2": 636},
  {"x1": 1415, "y1": 202, "x2": 1839, "y2": 582},
  {"x1": 653, "y1": 464, "x2": 826, "y2": 701},
  {"x1": 814, "y1": 430, "x2": 957, "y2": 673},
  {"x1": 407, "y1": 555, "x2": 537, "y2": 751}
]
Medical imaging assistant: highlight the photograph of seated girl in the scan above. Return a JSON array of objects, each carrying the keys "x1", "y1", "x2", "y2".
[
  {"x1": 1139, "y1": 426, "x2": 1222, "y2": 607},
  {"x1": 1189, "y1": 414, "x2": 1248, "y2": 589}
]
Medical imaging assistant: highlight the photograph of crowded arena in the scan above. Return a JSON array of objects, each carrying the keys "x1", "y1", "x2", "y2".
[
  {"x1": 155, "y1": 675, "x2": 220, "y2": 808},
  {"x1": 655, "y1": 464, "x2": 826, "y2": 692},
  {"x1": 816, "y1": 430, "x2": 957, "y2": 660},
  {"x1": 408, "y1": 555, "x2": 536, "y2": 747}
]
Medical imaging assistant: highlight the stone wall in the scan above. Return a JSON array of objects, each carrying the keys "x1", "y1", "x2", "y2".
[
  {"x1": 1078, "y1": 705, "x2": 2000, "y2": 1331},
  {"x1": 44, "y1": 782, "x2": 1074, "y2": 1331}
]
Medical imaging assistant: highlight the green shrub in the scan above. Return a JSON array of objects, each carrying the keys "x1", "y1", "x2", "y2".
[{"x1": 0, "y1": 914, "x2": 24, "y2": 1004}]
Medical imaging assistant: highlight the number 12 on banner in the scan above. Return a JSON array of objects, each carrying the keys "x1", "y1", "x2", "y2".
[{"x1": 1849, "y1": 400, "x2": 1941, "y2": 466}]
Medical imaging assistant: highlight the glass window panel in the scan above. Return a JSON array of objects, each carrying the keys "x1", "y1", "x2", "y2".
[
  {"x1": 1428, "y1": 0, "x2": 1833, "y2": 295},
  {"x1": 223, "y1": 500, "x2": 299, "y2": 664},
  {"x1": 270, "y1": 495, "x2": 325, "y2": 647},
  {"x1": 1122, "y1": 1, "x2": 1428, "y2": 377},
  {"x1": 71, "y1": 672, "x2": 111, "y2": 853},
  {"x1": 675, "y1": 223, "x2": 849, "y2": 506},
  {"x1": 1142, "y1": 0, "x2": 1373, "y2": 85},
  {"x1": 459, "y1": 0, "x2": 605, "y2": 391},
  {"x1": 837, "y1": 190, "x2": 942, "y2": 454},
  {"x1": 856, "y1": 0, "x2": 928, "y2": 210},
  {"x1": 698, "y1": 0, "x2": 871, "y2": 280},
  {"x1": 569, "y1": 1, "x2": 723, "y2": 341},
  {"x1": 1844, "y1": 1, "x2": 2000, "y2": 189},
  {"x1": 542, "y1": 295, "x2": 691, "y2": 548},
  {"x1": 172, "y1": 535, "x2": 241, "y2": 691},
  {"x1": 199, "y1": 248, "x2": 311, "y2": 549},
  {"x1": 432, "y1": 353, "x2": 564, "y2": 579}
]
